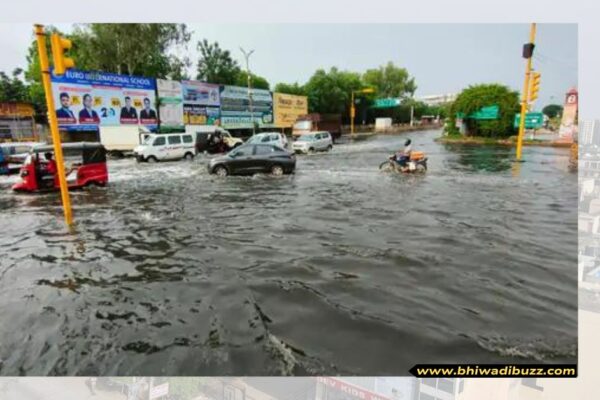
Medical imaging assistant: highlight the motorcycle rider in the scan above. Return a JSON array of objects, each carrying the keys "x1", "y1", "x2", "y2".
[{"x1": 395, "y1": 139, "x2": 412, "y2": 168}]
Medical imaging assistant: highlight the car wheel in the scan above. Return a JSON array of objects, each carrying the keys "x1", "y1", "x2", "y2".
[
  {"x1": 184, "y1": 152, "x2": 194, "y2": 160},
  {"x1": 327, "y1": 144, "x2": 333, "y2": 151},
  {"x1": 214, "y1": 165, "x2": 228, "y2": 177},
  {"x1": 147, "y1": 156, "x2": 158, "y2": 163},
  {"x1": 271, "y1": 164, "x2": 284, "y2": 176},
  {"x1": 308, "y1": 147, "x2": 315, "y2": 154}
]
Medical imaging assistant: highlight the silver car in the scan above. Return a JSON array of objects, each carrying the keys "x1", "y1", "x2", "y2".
[{"x1": 292, "y1": 131, "x2": 333, "y2": 154}]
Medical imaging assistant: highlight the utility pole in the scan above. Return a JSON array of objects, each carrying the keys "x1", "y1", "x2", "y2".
[
  {"x1": 240, "y1": 47, "x2": 256, "y2": 135},
  {"x1": 516, "y1": 23, "x2": 537, "y2": 161}
]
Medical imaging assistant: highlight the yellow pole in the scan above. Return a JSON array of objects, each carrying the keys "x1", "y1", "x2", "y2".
[
  {"x1": 35, "y1": 24, "x2": 73, "y2": 226},
  {"x1": 516, "y1": 23, "x2": 536, "y2": 160},
  {"x1": 351, "y1": 91, "x2": 355, "y2": 136}
]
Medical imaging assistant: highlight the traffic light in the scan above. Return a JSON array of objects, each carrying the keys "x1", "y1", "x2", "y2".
[
  {"x1": 528, "y1": 72, "x2": 541, "y2": 102},
  {"x1": 522, "y1": 42, "x2": 535, "y2": 58},
  {"x1": 50, "y1": 33, "x2": 75, "y2": 76}
]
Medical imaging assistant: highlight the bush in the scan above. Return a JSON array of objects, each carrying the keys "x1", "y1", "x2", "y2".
[{"x1": 446, "y1": 84, "x2": 520, "y2": 138}]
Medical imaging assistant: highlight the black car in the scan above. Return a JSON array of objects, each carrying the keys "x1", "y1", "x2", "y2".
[{"x1": 207, "y1": 144, "x2": 296, "y2": 176}]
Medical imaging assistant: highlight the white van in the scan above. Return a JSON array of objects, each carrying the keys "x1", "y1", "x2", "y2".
[{"x1": 133, "y1": 133, "x2": 197, "y2": 162}]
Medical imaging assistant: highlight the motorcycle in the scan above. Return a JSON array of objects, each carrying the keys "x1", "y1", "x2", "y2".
[{"x1": 379, "y1": 151, "x2": 428, "y2": 173}]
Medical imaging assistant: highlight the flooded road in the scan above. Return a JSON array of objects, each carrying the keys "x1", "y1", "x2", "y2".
[{"x1": 0, "y1": 130, "x2": 577, "y2": 375}]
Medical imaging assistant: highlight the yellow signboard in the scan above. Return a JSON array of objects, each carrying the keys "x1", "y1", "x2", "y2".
[
  {"x1": 273, "y1": 93, "x2": 308, "y2": 128},
  {"x1": 0, "y1": 102, "x2": 35, "y2": 118}
]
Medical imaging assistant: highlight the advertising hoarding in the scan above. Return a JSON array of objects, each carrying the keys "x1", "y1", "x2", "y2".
[
  {"x1": 157, "y1": 79, "x2": 184, "y2": 129},
  {"x1": 220, "y1": 85, "x2": 274, "y2": 129},
  {"x1": 181, "y1": 80, "x2": 220, "y2": 125},
  {"x1": 50, "y1": 69, "x2": 158, "y2": 131},
  {"x1": 273, "y1": 93, "x2": 308, "y2": 128}
]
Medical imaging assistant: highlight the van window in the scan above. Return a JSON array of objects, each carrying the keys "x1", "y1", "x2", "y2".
[
  {"x1": 168, "y1": 136, "x2": 182, "y2": 145},
  {"x1": 153, "y1": 136, "x2": 166, "y2": 146},
  {"x1": 182, "y1": 135, "x2": 193, "y2": 144}
]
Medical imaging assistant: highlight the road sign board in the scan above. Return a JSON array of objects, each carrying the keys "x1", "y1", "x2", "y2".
[
  {"x1": 514, "y1": 112, "x2": 544, "y2": 129},
  {"x1": 150, "y1": 383, "x2": 169, "y2": 399},
  {"x1": 372, "y1": 98, "x2": 401, "y2": 109},
  {"x1": 456, "y1": 105, "x2": 500, "y2": 120}
]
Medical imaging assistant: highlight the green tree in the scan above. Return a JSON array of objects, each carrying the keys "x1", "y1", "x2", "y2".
[
  {"x1": 304, "y1": 67, "x2": 363, "y2": 119},
  {"x1": 362, "y1": 61, "x2": 417, "y2": 99},
  {"x1": 542, "y1": 104, "x2": 563, "y2": 119},
  {"x1": 196, "y1": 39, "x2": 241, "y2": 84},
  {"x1": 445, "y1": 84, "x2": 520, "y2": 138},
  {"x1": 235, "y1": 70, "x2": 270, "y2": 90},
  {"x1": 273, "y1": 82, "x2": 306, "y2": 96},
  {"x1": 71, "y1": 24, "x2": 191, "y2": 77},
  {"x1": 0, "y1": 68, "x2": 29, "y2": 103}
]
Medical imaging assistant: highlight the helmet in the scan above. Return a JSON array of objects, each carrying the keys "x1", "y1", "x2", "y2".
[
  {"x1": 405, "y1": 139, "x2": 412, "y2": 146},
  {"x1": 44, "y1": 152, "x2": 53, "y2": 160}
]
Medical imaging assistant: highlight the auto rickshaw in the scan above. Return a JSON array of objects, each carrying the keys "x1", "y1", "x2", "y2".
[{"x1": 12, "y1": 142, "x2": 108, "y2": 192}]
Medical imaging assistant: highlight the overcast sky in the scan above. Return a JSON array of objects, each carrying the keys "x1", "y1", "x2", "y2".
[{"x1": 0, "y1": 23, "x2": 577, "y2": 107}]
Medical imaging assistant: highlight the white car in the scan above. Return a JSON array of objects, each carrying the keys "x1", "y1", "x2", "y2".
[
  {"x1": 292, "y1": 131, "x2": 333, "y2": 154},
  {"x1": 246, "y1": 132, "x2": 288, "y2": 149},
  {"x1": 133, "y1": 133, "x2": 197, "y2": 162}
]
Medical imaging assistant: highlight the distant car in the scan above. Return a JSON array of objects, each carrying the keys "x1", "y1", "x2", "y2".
[
  {"x1": 207, "y1": 144, "x2": 296, "y2": 177},
  {"x1": 292, "y1": 131, "x2": 333, "y2": 154},
  {"x1": 189, "y1": 126, "x2": 243, "y2": 153},
  {"x1": 246, "y1": 132, "x2": 288, "y2": 149}
]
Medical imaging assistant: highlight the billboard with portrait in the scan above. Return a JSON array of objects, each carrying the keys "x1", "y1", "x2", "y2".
[
  {"x1": 273, "y1": 93, "x2": 308, "y2": 128},
  {"x1": 181, "y1": 80, "x2": 220, "y2": 126},
  {"x1": 50, "y1": 69, "x2": 158, "y2": 131},
  {"x1": 219, "y1": 85, "x2": 274, "y2": 129},
  {"x1": 157, "y1": 79, "x2": 184, "y2": 129}
]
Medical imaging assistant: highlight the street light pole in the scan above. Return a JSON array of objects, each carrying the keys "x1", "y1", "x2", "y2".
[
  {"x1": 240, "y1": 47, "x2": 255, "y2": 135},
  {"x1": 351, "y1": 91, "x2": 355, "y2": 136}
]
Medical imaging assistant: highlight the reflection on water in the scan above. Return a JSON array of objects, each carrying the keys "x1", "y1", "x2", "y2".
[
  {"x1": 444, "y1": 144, "x2": 514, "y2": 172},
  {"x1": 0, "y1": 130, "x2": 577, "y2": 375}
]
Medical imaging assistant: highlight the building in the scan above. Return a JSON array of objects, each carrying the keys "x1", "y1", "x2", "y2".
[
  {"x1": 414, "y1": 378, "x2": 457, "y2": 400},
  {"x1": 580, "y1": 120, "x2": 599, "y2": 146},
  {"x1": 417, "y1": 94, "x2": 457, "y2": 107},
  {"x1": 214, "y1": 377, "x2": 416, "y2": 400},
  {"x1": 0, "y1": 102, "x2": 37, "y2": 142},
  {"x1": 456, "y1": 378, "x2": 543, "y2": 400},
  {"x1": 579, "y1": 214, "x2": 600, "y2": 234}
]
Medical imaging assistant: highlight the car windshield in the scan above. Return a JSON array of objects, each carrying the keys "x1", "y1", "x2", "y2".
[
  {"x1": 297, "y1": 135, "x2": 316, "y2": 142},
  {"x1": 142, "y1": 135, "x2": 155, "y2": 145}
]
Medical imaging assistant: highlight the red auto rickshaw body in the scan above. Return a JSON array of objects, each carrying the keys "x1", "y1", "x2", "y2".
[{"x1": 12, "y1": 142, "x2": 108, "y2": 193}]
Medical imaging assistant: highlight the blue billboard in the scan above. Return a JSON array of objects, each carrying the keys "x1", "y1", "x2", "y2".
[{"x1": 50, "y1": 69, "x2": 158, "y2": 131}]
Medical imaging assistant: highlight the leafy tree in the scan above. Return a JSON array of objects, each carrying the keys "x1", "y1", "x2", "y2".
[
  {"x1": 542, "y1": 104, "x2": 563, "y2": 119},
  {"x1": 273, "y1": 82, "x2": 306, "y2": 96},
  {"x1": 196, "y1": 39, "x2": 240, "y2": 84},
  {"x1": 71, "y1": 24, "x2": 191, "y2": 77},
  {"x1": 0, "y1": 68, "x2": 29, "y2": 103},
  {"x1": 304, "y1": 67, "x2": 363, "y2": 119},
  {"x1": 445, "y1": 84, "x2": 520, "y2": 138},
  {"x1": 235, "y1": 70, "x2": 270, "y2": 90},
  {"x1": 362, "y1": 62, "x2": 416, "y2": 99}
]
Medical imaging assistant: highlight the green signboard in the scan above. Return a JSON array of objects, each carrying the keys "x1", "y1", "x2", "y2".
[
  {"x1": 514, "y1": 112, "x2": 544, "y2": 129},
  {"x1": 372, "y1": 98, "x2": 401, "y2": 109},
  {"x1": 457, "y1": 105, "x2": 500, "y2": 120}
]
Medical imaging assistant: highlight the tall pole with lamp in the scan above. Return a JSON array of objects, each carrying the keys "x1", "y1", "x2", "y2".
[
  {"x1": 240, "y1": 47, "x2": 256, "y2": 135},
  {"x1": 516, "y1": 23, "x2": 537, "y2": 161}
]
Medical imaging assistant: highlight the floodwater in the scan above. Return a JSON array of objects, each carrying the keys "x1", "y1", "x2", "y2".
[{"x1": 0, "y1": 130, "x2": 577, "y2": 375}]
